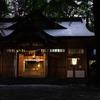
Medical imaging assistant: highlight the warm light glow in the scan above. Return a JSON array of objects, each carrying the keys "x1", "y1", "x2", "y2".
[
  {"x1": 72, "y1": 58, "x2": 77, "y2": 65},
  {"x1": 32, "y1": 68, "x2": 35, "y2": 70},
  {"x1": 36, "y1": 68, "x2": 39, "y2": 70},
  {"x1": 32, "y1": 52, "x2": 35, "y2": 58},
  {"x1": 38, "y1": 64, "x2": 40, "y2": 68}
]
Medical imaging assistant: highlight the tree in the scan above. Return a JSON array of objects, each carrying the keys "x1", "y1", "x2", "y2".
[
  {"x1": 93, "y1": 0, "x2": 100, "y2": 86},
  {"x1": 0, "y1": 0, "x2": 9, "y2": 18},
  {"x1": 0, "y1": 0, "x2": 94, "y2": 32},
  {"x1": 5, "y1": 0, "x2": 48, "y2": 17}
]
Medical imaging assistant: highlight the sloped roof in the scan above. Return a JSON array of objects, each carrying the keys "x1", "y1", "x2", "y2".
[
  {"x1": 0, "y1": 10, "x2": 62, "y2": 48},
  {"x1": 0, "y1": 22, "x2": 16, "y2": 36},
  {"x1": 44, "y1": 18, "x2": 95, "y2": 37},
  {"x1": 0, "y1": 22, "x2": 16, "y2": 28},
  {"x1": 0, "y1": 12, "x2": 95, "y2": 49},
  {"x1": 6, "y1": 10, "x2": 65, "y2": 30}
]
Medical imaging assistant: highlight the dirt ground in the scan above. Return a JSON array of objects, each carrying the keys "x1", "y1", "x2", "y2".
[{"x1": 0, "y1": 84, "x2": 100, "y2": 100}]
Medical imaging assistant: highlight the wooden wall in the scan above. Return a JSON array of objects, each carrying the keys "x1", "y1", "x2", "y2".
[
  {"x1": 0, "y1": 53, "x2": 14, "y2": 78},
  {"x1": 48, "y1": 53, "x2": 66, "y2": 79}
]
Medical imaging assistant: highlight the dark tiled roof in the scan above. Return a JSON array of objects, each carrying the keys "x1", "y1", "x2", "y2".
[
  {"x1": 0, "y1": 10, "x2": 95, "y2": 48},
  {"x1": 44, "y1": 18, "x2": 95, "y2": 37}
]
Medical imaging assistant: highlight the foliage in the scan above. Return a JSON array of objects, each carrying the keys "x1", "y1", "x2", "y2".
[
  {"x1": 0, "y1": 0, "x2": 94, "y2": 32},
  {"x1": 0, "y1": 0, "x2": 9, "y2": 18}
]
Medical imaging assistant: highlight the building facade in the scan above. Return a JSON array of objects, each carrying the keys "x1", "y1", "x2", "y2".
[{"x1": 0, "y1": 11, "x2": 96, "y2": 83}]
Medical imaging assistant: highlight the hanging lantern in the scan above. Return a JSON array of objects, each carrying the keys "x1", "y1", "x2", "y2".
[{"x1": 68, "y1": 54, "x2": 80, "y2": 65}]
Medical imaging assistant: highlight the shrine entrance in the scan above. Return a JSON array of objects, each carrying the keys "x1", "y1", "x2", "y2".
[{"x1": 18, "y1": 50, "x2": 47, "y2": 78}]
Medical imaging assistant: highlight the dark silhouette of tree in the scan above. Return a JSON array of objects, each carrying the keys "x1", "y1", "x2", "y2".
[
  {"x1": 0, "y1": 0, "x2": 9, "y2": 18},
  {"x1": 0, "y1": 0, "x2": 94, "y2": 32},
  {"x1": 93, "y1": 0, "x2": 100, "y2": 86}
]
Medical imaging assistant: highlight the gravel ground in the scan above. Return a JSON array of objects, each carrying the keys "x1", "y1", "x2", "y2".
[{"x1": 0, "y1": 84, "x2": 100, "y2": 100}]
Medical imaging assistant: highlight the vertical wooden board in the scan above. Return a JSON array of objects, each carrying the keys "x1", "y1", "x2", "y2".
[
  {"x1": 18, "y1": 53, "x2": 24, "y2": 76},
  {"x1": 48, "y1": 53, "x2": 66, "y2": 79},
  {"x1": 0, "y1": 54, "x2": 2, "y2": 77},
  {"x1": 2, "y1": 53, "x2": 14, "y2": 78}
]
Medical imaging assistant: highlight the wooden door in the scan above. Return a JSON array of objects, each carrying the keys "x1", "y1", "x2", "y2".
[
  {"x1": 48, "y1": 53, "x2": 66, "y2": 79},
  {"x1": 0, "y1": 53, "x2": 14, "y2": 78}
]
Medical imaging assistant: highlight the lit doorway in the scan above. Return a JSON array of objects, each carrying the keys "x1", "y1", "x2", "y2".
[{"x1": 18, "y1": 50, "x2": 47, "y2": 78}]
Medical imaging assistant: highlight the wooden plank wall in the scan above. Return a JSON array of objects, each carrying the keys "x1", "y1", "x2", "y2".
[
  {"x1": 48, "y1": 53, "x2": 66, "y2": 79},
  {"x1": 0, "y1": 53, "x2": 14, "y2": 78}
]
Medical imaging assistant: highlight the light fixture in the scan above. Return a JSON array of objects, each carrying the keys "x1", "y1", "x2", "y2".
[
  {"x1": 68, "y1": 54, "x2": 80, "y2": 65},
  {"x1": 71, "y1": 58, "x2": 77, "y2": 65},
  {"x1": 32, "y1": 52, "x2": 35, "y2": 59},
  {"x1": 38, "y1": 63, "x2": 40, "y2": 68}
]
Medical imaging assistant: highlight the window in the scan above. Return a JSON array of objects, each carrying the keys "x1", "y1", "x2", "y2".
[
  {"x1": 49, "y1": 49, "x2": 65, "y2": 53},
  {"x1": 93, "y1": 49, "x2": 96, "y2": 55},
  {"x1": 68, "y1": 49, "x2": 84, "y2": 54}
]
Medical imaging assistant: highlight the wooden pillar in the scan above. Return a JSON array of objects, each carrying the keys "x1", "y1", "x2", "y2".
[{"x1": 13, "y1": 52, "x2": 17, "y2": 77}]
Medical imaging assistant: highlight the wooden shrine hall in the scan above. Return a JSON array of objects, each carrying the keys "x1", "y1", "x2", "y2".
[{"x1": 0, "y1": 10, "x2": 96, "y2": 83}]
